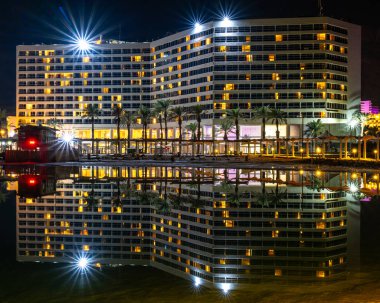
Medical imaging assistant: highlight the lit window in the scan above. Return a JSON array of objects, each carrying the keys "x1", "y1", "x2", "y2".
[
  {"x1": 224, "y1": 220, "x2": 234, "y2": 227},
  {"x1": 317, "y1": 33, "x2": 326, "y2": 41},
  {"x1": 185, "y1": 35, "x2": 190, "y2": 42},
  {"x1": 268, "y1": 54, "x2": 275, "y2": 61},
  {"x1": 317, "y1": 82, "x2": 326, "y2": 89},
  {"x1": 246, "y1": 54, "x2": 253, "y2": 62},
  {"x1": 82, "y1": 57, "x2": 90, "y2": 63},
  {"x1": 316, "y1": 271, "x2": 325, "y2": 278},
  {"x1": 193, "y1": 42, "x2": 201, "y2": 48},
  {"x1": 268, "y1": 249, "x2": 275, "y2": 256},
  {"x1": 272, "y1": 73, "x2": 280, "y2": 80},
  {"x1": 275, "y1": 34, "x2": 283, "y2": 42},
  {"x1": 222, "y1": 93, "x2": 230, "y2": 101},
  {"x1": 83, "y1": 245, "x2": 90, "y2": 251},
  {"x1": 275, "y1": 268, "x2": 282, "y2": 276},
  {"x1": 242, "y1": 45, "x2": 250, "y2": 52},
  {"x1": 206, "y1": 38, "x2": 211, "y2": 45},
  {"x1": 275, "y1": 92, "x2": 279, "y2": 100},
  {"x1": 220, "y1": 45, "x2": 227, "y2": 52},
  {"x1": 224, "y1": 83, "x2": 235, "y2": 90},
  {"x1": 132, "y1": 56, "x2": 141, "y2": 62},
  {"x1": 103, "y1": 87, "x2": 109, "y2": 93},
  {"x1": 241, "y1": 259, "x2": 250, "y2": 266},
  {"x1": 316, "y1": 221, "x2": 326, "y2": 229}
]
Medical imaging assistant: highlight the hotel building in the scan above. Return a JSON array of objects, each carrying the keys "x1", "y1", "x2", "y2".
[
  {"x1": 14, "y1": 166, "x2": 359, "y2": 289},
  {"x1": 15, "y1": 16, "x2": 361, "y2": 142}
]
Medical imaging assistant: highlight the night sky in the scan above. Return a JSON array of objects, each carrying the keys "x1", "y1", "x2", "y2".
[{"x1": 1, "y1": 0, "x2": 379, "y2": 113}]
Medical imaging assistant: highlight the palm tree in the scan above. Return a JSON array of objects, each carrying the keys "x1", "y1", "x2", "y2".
[
  {"x1": 304, "y1": 119, "x2": 325, "y2": 152},
  {"x1": 112, "y1": 105, "x2": 125, "y2": 154},
  {"x1": 153, "y1": 104, "x2": 164, "y2": 146},
  {"x1": 137, "y1": 105, "x2": 151, "y2": 154},
  {"x1": 227, "y1": 108, "x2": 243, "y2": 153},
  {"x1": 170, "y1": 106, "x2": 186, "y2": 156},
  {"x1": 350, "y1": 110, "x2": 367, "y2": 137},
  {"x1": 190, "y1": 105, "x2": 204, "y2": 154},
  {"x1": 268, "y1": 108, "x2": 287, "y2": 154},
  {"x1": 83, "y1": 105, "x2": 101, "y2": 155},
  {"x1": 218, "y1": 118, "x2": 234, "y2": 156},
  {"x1": 122, "y1": 111, "x2": 136, "y2": 150},
  {"x1": 185, "y1": 122, "x2": 198, "y2": 158},
  {"x1": 0, "y1": 109, "x2": 7, "y2": 138},
  {"x1": 156, "y1": 99, "x2": 172, "y2": 144},
  {"x1": 252, "y1": 106, "x2": 271, "y2": 153}
]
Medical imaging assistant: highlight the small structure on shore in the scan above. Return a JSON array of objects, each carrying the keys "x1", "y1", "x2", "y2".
[{"x1": 5, "y1": 125, "x2": 79, "y2": 163}]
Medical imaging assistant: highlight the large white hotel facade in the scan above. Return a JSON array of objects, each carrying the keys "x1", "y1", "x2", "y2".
[{"x1": 15, "y1": 16, "x2": 361, "y2": 141}]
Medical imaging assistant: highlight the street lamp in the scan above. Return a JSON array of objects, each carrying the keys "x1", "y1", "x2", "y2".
[{"x1": 352, "y1": 148, "x2": 357, "y2": 159}]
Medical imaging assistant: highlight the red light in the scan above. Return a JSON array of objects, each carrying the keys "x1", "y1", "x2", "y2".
[
  {"x1": 28, "y1": 139, "x2": 36, "y2": 147},
  {"x1": 27, "y1": 178, "x2": 37, "y2": 185}
]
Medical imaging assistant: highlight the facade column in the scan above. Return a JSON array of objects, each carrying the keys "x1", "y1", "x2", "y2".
[
  {"x1": 344, "y1": 138, "x2": 348, "y2": 158},
  {"x1": 358, "y1": 139, "x2": 362, "y2": 160},
  {"x1": 291, "y1": 140, "x2": 295, "y2": 157},
  {"x1": 322, "y1": 139, "x2": 325, "y2": 158},
  {"x1": 339, "y1": 138, "x2": 342, "y2": 159},
  {"x1": 363, "y1": 138, "x2": 367, "y2": 159},
  {"x1": 306, "y1": 140, "x2": 309, "y2": 157},
  {"x1": 285, "y1": 140, "x2": 289, "y2": 158}
]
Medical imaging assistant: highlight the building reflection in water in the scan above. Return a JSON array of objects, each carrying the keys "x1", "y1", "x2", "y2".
[{"x1": 11, "y1": 166, "x2": 379, "y2": 291}]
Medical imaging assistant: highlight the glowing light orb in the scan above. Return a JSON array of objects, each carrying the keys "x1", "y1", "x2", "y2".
[
  {"x1": 77, "y1": 257, "x2": 89, "y2": 270},
  {"x1": 221, "y1": 283, "x2": 231, "y2": 294},
  {"x1": 194, "y1": 277, "x2": 201, "y2": 287},
  {"x1": 62, "y1": 133, "x2": 74, "y2": 143},
  {"x1": 221, "y1": 16, "x2": 232, "y2": 26},
  {"x1": 77, "y1": 39, "x2": 90, "y2": 51}
]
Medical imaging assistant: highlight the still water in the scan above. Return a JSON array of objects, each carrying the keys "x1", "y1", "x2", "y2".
[{"x1": 0, "y1": 165, "x2": 380, "y2": 302}]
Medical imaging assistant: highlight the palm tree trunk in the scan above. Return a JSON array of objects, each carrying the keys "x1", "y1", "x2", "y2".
[
  {"x1": 91, "y1": 117, "x2": 95, "y2": 155},
  {"x1": 117, "y1": 117, "x2": 121, "y2": 154},
  {"x1": 144, "y1": 124, "x2": 148, "y2": 154},
  {"x1": 178, "y1": 118, "x2": 182, "y2": 156},
  {"x1": 224, "y1": 132, "x2": 228, "y2": 156},
  {"x1": 197, "y1": 116, "x2": 201, "y2": 155},
  {"x1": 159, "y1": 116, "x2": 163, "y2": 147},
  {"x1": 127, "y1": 122, "x2": 131, "y2": 149},
  {"x1": 164, "y1": 112, "x2": 168, "y2": 145},
  {"x1": 235, "y1": 118, "x2": 239, "y2": 155},
  {"x1": 261, "y1": 118, "x2": 266, "y2": 154},
  {"x1": 276, "y1": 119, "x2": 280, "y2": 154}
]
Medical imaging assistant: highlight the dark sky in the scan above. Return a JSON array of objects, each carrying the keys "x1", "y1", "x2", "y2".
[{"x1": 1, "y1": 0, "x2": 379, "y2": 113}]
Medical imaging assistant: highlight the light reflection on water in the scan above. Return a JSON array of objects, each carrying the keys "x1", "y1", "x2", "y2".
[{"x1": 1, "y1": 165, "x2": 380, "y2": 296}]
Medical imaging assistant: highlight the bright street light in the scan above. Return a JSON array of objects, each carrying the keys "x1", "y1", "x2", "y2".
[
  {"x1": 77, "y1": 257, "x2": 89, "y2": 270},
  {"x1": 77, "y1": 38, "x2": 90, "y2": 51}
]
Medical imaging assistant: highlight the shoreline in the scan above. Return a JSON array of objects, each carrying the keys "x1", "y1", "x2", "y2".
[{"x1": 2, "y1": 156, "x2": 380, "y2": 173}]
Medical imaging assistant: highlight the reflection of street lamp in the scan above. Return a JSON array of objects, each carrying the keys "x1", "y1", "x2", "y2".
[{"x1": 374, "y1": 149, "x2": 378, "y2": 160}]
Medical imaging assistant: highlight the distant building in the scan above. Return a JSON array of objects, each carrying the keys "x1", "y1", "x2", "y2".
[{"x1": 360, "y1": 100, "x2": 379, "y2": 114}]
